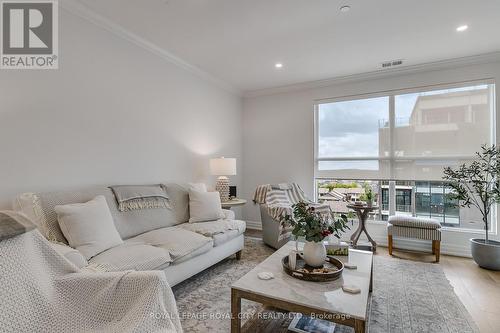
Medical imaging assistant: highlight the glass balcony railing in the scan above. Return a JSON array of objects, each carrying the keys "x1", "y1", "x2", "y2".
[
  {"x1": 316, "y1": 179, "x2": 484, "y2": 230},
  {"x1": 381, "y1": 204, "x2": 411, "y2": 212}
]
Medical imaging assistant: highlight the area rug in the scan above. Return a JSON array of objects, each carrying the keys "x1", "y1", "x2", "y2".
[{"x1": 172, "y1": 237, "x2": 479, "y2": 332}]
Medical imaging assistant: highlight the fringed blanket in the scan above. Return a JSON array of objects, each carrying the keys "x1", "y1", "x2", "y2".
[
  {"x1": 110, "y1": 184, "x2": 171, "y2": 212},
  {"x1": 0, "y1": 211, "x2": 182, "y2": 333},
  {"x1": 253, "y1": 183, "x2": 332, "y2": 241}
]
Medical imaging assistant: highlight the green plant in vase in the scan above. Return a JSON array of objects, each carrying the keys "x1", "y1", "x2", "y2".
[{"x1": 281, "y1": 201, "x2": 349, "y2": 267}]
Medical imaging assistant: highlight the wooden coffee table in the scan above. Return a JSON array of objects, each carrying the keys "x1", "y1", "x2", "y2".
[{"x1": 231, "y1": 241, "x2": 373, "y2": 333}]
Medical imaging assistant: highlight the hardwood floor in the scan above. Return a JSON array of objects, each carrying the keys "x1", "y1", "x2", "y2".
[{"x1": 244, "y1": 229, "x2": 500, "y2": 333}]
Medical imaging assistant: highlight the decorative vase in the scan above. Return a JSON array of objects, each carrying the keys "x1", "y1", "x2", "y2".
[
  {"x1": 470, "y1": 238, "x2": 500, "y2": 270},
  {"x1": 297, "y1": 241, "x2": 326, "y2": 268}
]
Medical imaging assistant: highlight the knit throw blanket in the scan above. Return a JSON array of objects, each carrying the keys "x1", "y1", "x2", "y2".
[
  {"x1": 0, "y1": 211, "x2": 182, "y2": 333},
  {"x1": 110, "y1": 184, "x2": 171, "y2": 212},
  {"x1": 253, "y1": 183, "x2": 332, "y2": 241},
  {"x1": 0, "y1": 211, "x2": 35, "y2": 241}
]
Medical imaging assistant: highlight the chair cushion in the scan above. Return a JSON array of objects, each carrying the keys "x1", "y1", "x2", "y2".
[
  {"x1": 388, "y1": 223, "x2": 442, "y2": 241},
  {"x1": 88, "y1": 240, "x2": 172, "y2": 271},
  {"x1": 55, "y1": 195, "x2": 124, "y2": 260},
  {"x1": 388, "y1": 215, "x2": 441, "y2": 229},
  {"x1": 128, "y1": 226, "x2": 213, "y2": 261}
]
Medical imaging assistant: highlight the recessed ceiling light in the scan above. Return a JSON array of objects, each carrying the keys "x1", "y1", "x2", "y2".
[
  {"x1": 340, "y1": 5, "x2": 351, "y2": 13},
  {"x1": 275, "y1": 63, "x2": 283, "y2": 69},
  {"x1": 456, "y1": 25, "x2": 468, "y2": 32}
]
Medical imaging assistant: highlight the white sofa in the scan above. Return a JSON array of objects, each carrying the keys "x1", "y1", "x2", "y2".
[{"x1": 13, "y1": 183, "x2": 245, "y2": 287}]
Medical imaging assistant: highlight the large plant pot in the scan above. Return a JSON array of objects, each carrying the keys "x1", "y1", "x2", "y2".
[{"x1": 471, "y1": 238, "x2": 500, "y2": 271}]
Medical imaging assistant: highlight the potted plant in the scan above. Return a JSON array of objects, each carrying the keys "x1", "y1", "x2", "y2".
[
  {"x1": 443, "y1": 144, "x2": 500, "y2": 270},
  {"x1": 281, "y1": 202, "x2": 349, "y2": 267},
  {"x1": 358, "y1": 183, "x2": 375, "y2": 206}
]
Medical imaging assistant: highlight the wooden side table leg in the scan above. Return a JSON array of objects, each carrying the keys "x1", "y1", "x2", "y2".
[
  {"x1": 434, "y1": 240, "x2": 441, "y2": 263},
  {"x1": 231, "y1": 288, "x2": 241, "y2": 333},
  {"x1": 388, "y1": 235, "x2": 393, "y2": 255},
  {"x1": 354, "y1": 319, "x2": 366, "y2": 333}
]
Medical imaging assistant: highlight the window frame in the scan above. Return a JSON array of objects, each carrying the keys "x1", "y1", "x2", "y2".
[{"x1": 313, "y1": 79, "x2": 497, "y2": 234}]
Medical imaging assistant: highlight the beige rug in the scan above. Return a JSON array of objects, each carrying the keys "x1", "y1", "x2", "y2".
[{"x1": 172, "y1": 237, "x2": 479, "y2": 332}]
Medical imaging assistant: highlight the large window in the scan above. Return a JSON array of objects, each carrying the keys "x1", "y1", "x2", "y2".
[{"x1": 315, "y1": 82, "x2": 496, "y2": 229}]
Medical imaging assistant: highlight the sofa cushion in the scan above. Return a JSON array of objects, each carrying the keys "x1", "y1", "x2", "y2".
[
  {"x1": 55, "y1": 196, "x2": 124, "y2": 260},
  {"x1": 222, "y1": 209, "x2": 235, "y2": 220},
  {"x1": 129, "y1": 226, "x2": 213, "y2": 261},
  {"x1": 88, "y1": 240, "x2": 172, "y2": 271},
  {"x1": 388, "y1": 215, "x2": 441, "y2": 229},
  {"x1": 173, "y1": 241, "x2": 214, "y2": 264},
  {"x1": 49, "y1": 242, "x2": 88, "y2": 268},
  {"x1": 188, "y1": 190, "x2": 225, "y2": 223},
  {"x1": 27, "y1": 185, "x2": 183, "y2": 243},
  {"x1": 212, "y1": 229, "x2": 243, "y2": 247},
  {"x1": 180, "y1": 219, "x2": 246, "y2": 237}
]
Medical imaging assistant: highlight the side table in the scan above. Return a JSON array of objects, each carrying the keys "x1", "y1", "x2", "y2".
[
  {"x1": 347, "y1": 204, "x2": 378, "y2": 252},
  {"x1": 221, "y1": 198, "x2": 247, "y2": 210}
]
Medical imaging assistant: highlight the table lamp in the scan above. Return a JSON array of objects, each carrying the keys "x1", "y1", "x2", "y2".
[{"x1": 210, "y1": 157, "x2": 236, "y2": 202}]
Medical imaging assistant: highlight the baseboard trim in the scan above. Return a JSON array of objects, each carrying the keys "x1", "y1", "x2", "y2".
[{"x1": 245, "y1": 219, "x2": 472, "y2": 257}]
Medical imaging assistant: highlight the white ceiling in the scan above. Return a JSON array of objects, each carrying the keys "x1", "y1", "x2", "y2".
[{"x1": 79, "y1": 0, "x2": 500, "y2": 93}]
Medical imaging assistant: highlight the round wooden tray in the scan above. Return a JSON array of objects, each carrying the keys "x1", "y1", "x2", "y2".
[{"x1": 282, "y1": 254, "x2": 344, "y2": 282}]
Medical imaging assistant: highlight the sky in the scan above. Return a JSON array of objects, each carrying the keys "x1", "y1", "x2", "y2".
[{"x1": 318, "y1": 96, "x2": 389, "y2": 158}]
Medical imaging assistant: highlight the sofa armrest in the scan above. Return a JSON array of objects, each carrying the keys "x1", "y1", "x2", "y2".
[
  {"x1": 49, "y1": 242, "x2": 88, "y2": 268},
  {"x1": 222, "y1": 209, "x2": 235, "y2": 220}
]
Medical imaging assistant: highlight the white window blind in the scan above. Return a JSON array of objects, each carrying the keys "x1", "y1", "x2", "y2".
[{"x1": 315, "y1": 83, "x2": 496, "y2": 181}]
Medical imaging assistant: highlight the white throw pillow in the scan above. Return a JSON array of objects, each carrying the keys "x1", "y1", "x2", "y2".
[
  {"x1": 55, "y1": 195, "x2": 123, "y2": 260},
  {"x1": 188, "y1": 182, "x2": 207, "y2": 192},
  {"x1": 189, "y1": 190, "x2": 225, "y2": 223}
]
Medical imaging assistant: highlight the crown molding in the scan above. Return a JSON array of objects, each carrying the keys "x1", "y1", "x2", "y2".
[
  {"x1": 60, "y1": 0, "x2": 241, "y2": 96},
  {"x1": 244, "y1": 51, "x2": 500, "y2": 98}
]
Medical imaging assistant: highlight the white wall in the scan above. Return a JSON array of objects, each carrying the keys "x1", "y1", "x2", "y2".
[
  {"x1": 242, "y1": 59, "x2": 500, "y2": 256},
  {"x1": 0, "y1": 9, "x2": 242, "y2": 213}
]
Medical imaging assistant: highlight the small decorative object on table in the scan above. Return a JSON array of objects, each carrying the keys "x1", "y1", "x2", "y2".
[
  {"x1": 280, "y1": 201, "x2": 349, "y2": 268},
  {"x1": 360, "y1": 182, "x2": 375, "y2": 207},
  {"x1": 326, "y1": 241, "x2": 349, "y2": 256},
  {"x1": 279, "y1": 201, "x2": 349, "y2": 281},
  {"x1": 282, "y1": 253, "x2": 344, "y2": 282},
  {"x1": 257, "y1": 272, "x2": 274, "y2": 280}
]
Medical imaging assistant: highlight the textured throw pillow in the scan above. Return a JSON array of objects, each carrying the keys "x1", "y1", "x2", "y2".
[
  {"x1": 188, "y1": 190, "x2": 225, "y2": 223},
  {"x1": 55, "y1": 195, "x2": 123, "y2": 260}
]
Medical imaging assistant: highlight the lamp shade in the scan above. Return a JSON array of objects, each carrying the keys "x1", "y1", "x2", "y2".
[{"x1": 210, "y1": 157, "x2": 236, "y2": 176}]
